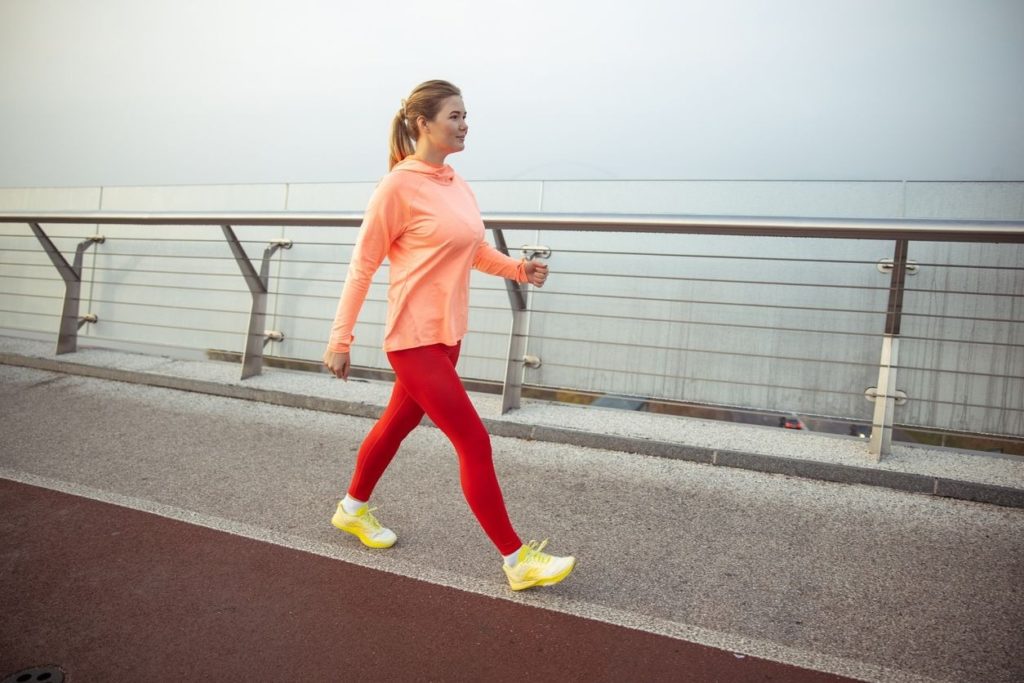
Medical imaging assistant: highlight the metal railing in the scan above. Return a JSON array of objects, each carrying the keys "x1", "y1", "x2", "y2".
[{"x1": 2, "y1": 210, "x2": 1022, "y2": 461}]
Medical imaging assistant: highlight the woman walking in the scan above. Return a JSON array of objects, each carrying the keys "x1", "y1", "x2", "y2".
[{"x1": 323, "y1": 79, "x2": 575, "y2": 591}]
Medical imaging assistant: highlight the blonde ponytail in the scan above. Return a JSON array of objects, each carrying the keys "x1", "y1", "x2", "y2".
[
  {"x1": 386, "y1": 80, "x2": 462, "y2": 170},
  {"x1": 388, "y1": 109, "x2": 415, "y2": 170}
]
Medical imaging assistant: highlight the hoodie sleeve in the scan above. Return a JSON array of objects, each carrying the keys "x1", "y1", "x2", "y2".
[
  {"x1": 473, "y1": 238, "x2": 529, "y2": 283},
  {"x1": 458, "y1": 174, "x2": 528, "y2": 283},
  {"x1": 327, "y1": 178, "x2": 406, "y2": 353}
]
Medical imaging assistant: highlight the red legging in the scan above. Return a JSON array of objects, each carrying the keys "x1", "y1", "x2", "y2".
[{"x1": 347, "y1": 342, "x2": 522, "y2": 555}]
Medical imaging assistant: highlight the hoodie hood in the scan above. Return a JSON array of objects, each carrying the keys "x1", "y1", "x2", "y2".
[{"x1": 393, "y1": 157, "x2": 455, "y2": 185}]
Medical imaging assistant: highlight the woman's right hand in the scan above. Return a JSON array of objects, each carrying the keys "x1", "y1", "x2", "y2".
[{"x1": 323, "y1": 349, "x2": 351, "y2": 381}]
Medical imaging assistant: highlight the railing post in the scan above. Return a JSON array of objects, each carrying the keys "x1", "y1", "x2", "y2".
[
  {"x1": 868, "y1": 239, "x2": 909, "y2": 460},
  {"x1": 29, "y1": 222, "x2": 103, "y2": 354},
  {"x1": 221, "y1": 225, "x2": 290, "y2": 379},
  {"x1": 493, "y1": 228, "x2": 530, "y2": 414}
]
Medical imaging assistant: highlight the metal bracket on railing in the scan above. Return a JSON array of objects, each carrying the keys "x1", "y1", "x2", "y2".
[
  {"x1": 520, "y1": 245, "x2": 551, "y2": 260},
  {"x1": 865, "y1": 387, "x2": 908, "y2": 406},
  {"x1": 877, "y1": 258, "x2": 918, "y2": 275},
  {"x1": 28, "y1": 223, "x2": 105, "y2": 355},
  {"x1": 263, "y1": 330, "x2": 285, "y2": 347},
  {"x1": 222, "y1": 225, "x2": 291, "y2": 379}
]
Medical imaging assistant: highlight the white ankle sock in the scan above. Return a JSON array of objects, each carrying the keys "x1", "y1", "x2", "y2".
[
  {"x1": 503, "y1": 546, "x2": 524, "y2": 567},
  {"x1": 341, "y1": 494, "x2": 366, "y2": 515}
]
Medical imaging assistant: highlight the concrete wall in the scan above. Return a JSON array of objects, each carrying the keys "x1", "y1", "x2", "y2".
[{"x1": 1, "y1": 180, "x2": 1021, "y2": 436}]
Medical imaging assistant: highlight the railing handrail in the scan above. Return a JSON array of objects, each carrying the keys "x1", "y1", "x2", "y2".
[{"x1": 2, "y1": 211, "x2": 1024, "y2": 242}]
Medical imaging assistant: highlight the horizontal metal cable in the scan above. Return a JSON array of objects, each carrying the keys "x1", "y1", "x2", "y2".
[
  {"x1": 89, "y1": 266, "x2": 242, "y2": 279},
  {"x1": 0, "y1": 256, "x2": 57, "y2": 264},
  {"x1": 528, "y1": 296, "x2": 880, "y2": 317},
  {"x1": 86, "y1": 279, "x2": 248, "y2": 294},
  {"x1": 271, "y1": 257, "x2": 359, "y2": 267},
  {"x1": 0, "y1": 325, "x2": 58, "y2": 337},
  {"x1": 50, "y1": 236, "x2": 230, "y2": 244},
  {"x1": 527, "y1": 307, "x2": 882, "y2": 336},
  {"x1": 80, "y1": 281, "x2": 389, "y2": 307},
  {"x1": 274, "y1": 292, "x2": 357, "y2": 304},
  {"x1": 0, "y1": 292, "x2": 62, "y2": 301},
  {"x1": 905, "y1": 262, "x2": 1023, "y2": 271},
  {"x1": 528, "y1": 333, "x2": 878, "y2": 369},
  {"x1": 279, "y1": 241, "x2": 358, "y2": 248},
  {"x1": 548, "y1": 270, "x2": 892, "y2": 292},
  {"x1": 87, "y1": 256, "x2": 355, "y2": 268},
  {"x1": 2, "y1": 232, "x2": 362, "y2": 251},
  {"x1": 0, "y1": 275, "x2": 64, "y2": 284},
  {"x1": 272, "y1": 311, "x2": 349, "y2": 325},
  {"x1": 85, "y1": 298, "x2": 245, "y2": 316},
  {"x1": 84, "y1": 335, "x2": 243, "y2": 355},
  {"x1": 529, "y1": 291, "x2": 885, "y2": 317},
  {"x1": 902, "y1": 287, "x2": 1024, "y2": 298},
  {"x1": 287, "y1": 335, "x2": 368, "y2": 347},
  {"x1": 90, "y1": 255, "x2": 364, "y2": 270},
  {"x1": 83, "y1": 318, "x2": 241, "y2": 336},
  {"x1": 91, "y1": 235, "x2": 358, "y2": 248},
  {"x1": 284, "y1": 326, "x2": 506, "y2": 347},
  {"x1": 82, "y1": 251, "x2": 241, "y2": 260},
  {"x1": 0, "y1": 308, "x2": 58, "y2": 317},
  {"x1": 2, "y1": 233, "x2": 354, "y2": 247},
  {"x1": 0, "y1": 270, "x2": 58, "y2": 280},
  {"x1": 901, "y1": 311, "x2": 1023, "y2": 324},
  {"x1": 268, "y1": 275, "x2": 356, "y2": 286},
  {"x1": 897, "y1": 395, "x2": 1023, "y2": 413},
  {"x1": 897, "y1": 365, "x2": 1024, "y2": 380},
  {"x1": 86, "y1": 264, "x2": 364, "y2": 281},
  {"x1": 286, "y1": 334, "x2": 498, "y2": 364},
  {"x1": 546, "y1": 247, "x2": 883, "y2": 265},
  {"x1": 537, "y1": 359, "x2": 867, "y2": 399},
  {"x1": 553, "y1": 248, "x2": 1024, "y2": 272},
  {"x1": 900, "y1": 334, "x2": 1024, "y2": 349},
  {"x1": 89, "y1": 236, "x2": 324, "y2": 245}
]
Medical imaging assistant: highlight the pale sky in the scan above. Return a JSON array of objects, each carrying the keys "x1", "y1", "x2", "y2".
[{"x1": 1, "y1": 0, "x2": 1022, "y2": 187}]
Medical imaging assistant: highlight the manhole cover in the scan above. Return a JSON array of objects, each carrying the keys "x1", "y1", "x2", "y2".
[{"x1": 1, "y1": 666, "x2": 65, "y2": 683}]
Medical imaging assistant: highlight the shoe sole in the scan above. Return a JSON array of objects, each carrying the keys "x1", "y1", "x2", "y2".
[
  {"x1": 507, "y1": 557, "x2": 576, "y2": 591},
  {"x1": 331, "y1": 516, "x2": 397, "y2": 549}
]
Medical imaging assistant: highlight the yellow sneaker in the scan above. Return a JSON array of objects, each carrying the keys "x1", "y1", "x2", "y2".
[
  {"x1": 331, "y1": 502, "x2": 397, "y2": 548},
  {"x1": 503, "y1": 540, "x2": 576, "y2": 590}
]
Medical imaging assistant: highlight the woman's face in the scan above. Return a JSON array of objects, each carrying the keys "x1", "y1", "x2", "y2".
[{"x1": 420, "y1": 95, "x2": 467, "y2": 155}]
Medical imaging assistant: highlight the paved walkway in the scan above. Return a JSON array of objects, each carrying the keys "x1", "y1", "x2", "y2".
[
  {"x1": 2, "y1": 339, "x2": 1023, "y2": 681},
  {"x1": 2, "y1": 336, "x2": 1022, "y2": 509}
]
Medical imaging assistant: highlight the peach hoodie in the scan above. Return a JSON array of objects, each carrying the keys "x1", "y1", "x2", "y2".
[{"x1": 328, "y1": 158, "x2": 527, "y2": 354}]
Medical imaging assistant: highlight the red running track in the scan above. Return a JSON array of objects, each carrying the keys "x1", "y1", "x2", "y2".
[{"x1": 0, "y1": 479, "x2": 857, "y2": 682}]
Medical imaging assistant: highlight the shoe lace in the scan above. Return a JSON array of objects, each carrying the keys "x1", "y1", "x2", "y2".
[
  {"x1": 521, "y1": 539, "x2": 551, "y2": 565},
  {"x1": 362, "y1": 507, "x2": 383, "y2": 531}
]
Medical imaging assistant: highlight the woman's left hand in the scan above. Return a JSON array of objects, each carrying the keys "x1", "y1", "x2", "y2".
[{"x1": 524, "y1": 260, "x2": 549, "y2": 287}]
